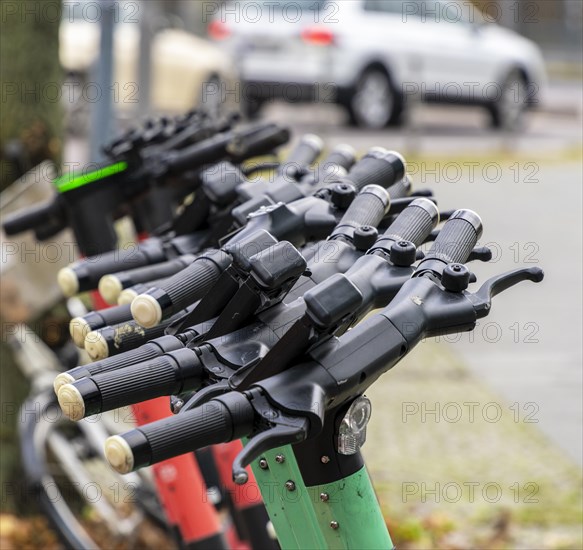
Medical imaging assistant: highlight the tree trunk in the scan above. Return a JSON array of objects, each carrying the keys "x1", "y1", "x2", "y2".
[
  {"x1": 0, "y1": 0, "x2": 63, "y2": 191},
  {"x1": 0, "y1": 0, "x2": 63, "y2": 513}
]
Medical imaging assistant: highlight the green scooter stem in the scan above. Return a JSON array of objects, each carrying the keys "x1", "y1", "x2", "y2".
[{"x1": 250, "y1": 445, "x2": 393, "y2": 550}]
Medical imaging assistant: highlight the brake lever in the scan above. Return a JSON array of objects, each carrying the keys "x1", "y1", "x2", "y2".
[
  {"x1": 468, "y1": 246, "x2": 492, "y2": 263},
  {"x1": 468, "y1": 267, "x2": 544, "y2": 318},
  {"x1": 178, "y1": 381, "x2": 231, "y2": 413},
  {"x1": 231, "y1": 392, "x2": 309, "y2": 484}
]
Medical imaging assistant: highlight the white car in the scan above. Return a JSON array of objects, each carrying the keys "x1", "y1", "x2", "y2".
[{"x1": 209, "y1": 0, "x2": 546, "y2": 129}]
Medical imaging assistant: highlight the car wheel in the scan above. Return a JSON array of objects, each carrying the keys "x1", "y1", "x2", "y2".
[
  {"x1": 489, "y1": 70, "x2": 529, "y2": 131},
  {"x1": 348, "y1": 68, "x2": 402, "y2": 129}
]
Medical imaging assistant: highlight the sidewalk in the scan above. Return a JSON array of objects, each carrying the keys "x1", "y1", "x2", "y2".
[
  {"x1": 540, "y1": 79, "x2": 582, "y2": 117},
  {"x1": 364, "y1": 342, "x2": 583, "y2": 549}
]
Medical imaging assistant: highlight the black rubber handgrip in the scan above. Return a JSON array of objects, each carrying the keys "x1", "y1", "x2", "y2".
[
  {"x1": 386, "y1": 175, "x2": 412, "y2": 200},
  {"x1": 306, "y1": 202, "x2": 439, "y2": 327},
  {"x1": 131, "y1": 249, "x2": 231, "y2": 327},
  {"x1": 304, "y1": 145, "x2": 356, "y2": 187},
  {"x1": 322, "y1": 145, "x2": 356, "y2": 173},
  {"x1": 2, "y1": 197, "x2": 65, "y2": 235},
  {"x1": 69, "y1": 304, "x2": 133, "y2": 348},
  {"x1": 283, "y1": 134, "x2": 323, "y2": 169},
  {"x1": 378, "y1": 198, "x2": 440, "y2": 247},
  {"x1": 105, "y1": 392, "x2": 255, "y2": 472},
  {"x1": 330, "y1": 185, "x2": 390, "y2": 240},
  {"x1": 167, "y1": 124, "x2": 286, "y2": 175},
  {"x1": 54, "y1": 335, "x2": 184, "y2": 391},
  {"x1": 166, "y1": 131, "x2": 233, "y2": 174},
  {"x1": 33, "y1": 215, "x2": 68, "y2": 241},
  {"x1": 63, "y1": 348, "x2": 202, "y2": 417},
  {"x1": 119, "y1": 254, "x2": 195, "y2": 286},
  {"x1": 99, "y1": 254, "x2": 196, "y2": 301},
  {"x1": 89, "y1": 305, "x2": 133, "y2": 328},
  {"x1": 59, "y1": 238, "x2": 167, "y2": 295},
  {"x1": 417, "y1": 209, "x2": 483, "y2": 271},
  {"x1": 340, "y1": 149, "x2": 406, "y2": 192},
  {"x1": 85, "y1": 317, "x2": 175, "y2": 360},
  {"x1": 228, "y1": 125, "x2": 290, "y2": 161},
  {"x1": 116, "y1": 277, "x2": 167, "y2": 305}
]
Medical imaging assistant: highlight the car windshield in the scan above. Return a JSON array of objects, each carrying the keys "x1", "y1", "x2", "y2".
[{"x1": 436, "y1": 0, "x2": 490, "y2": 25}]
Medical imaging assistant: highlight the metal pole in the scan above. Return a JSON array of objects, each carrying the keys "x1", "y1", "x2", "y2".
[
  {"x1": 137, "y1": 0, "x2": 154, "y2": 118},
  {"x1": 89, "y1": 0, "x2": 115, "y2": 162}
]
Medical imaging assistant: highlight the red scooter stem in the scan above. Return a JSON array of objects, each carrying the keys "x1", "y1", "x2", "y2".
[
  {"x1": 90, "y1": 289, "x2": 111, "y2": 311},
  {"x1": 89, "y1": 241, "x2": 229, "y2": 549},
  {"x1": 212, "y1": 442, "x2": 279, "y2": 549},
  {"x1": 132, "y1": 397, "x2": 229, "y2": 549}
]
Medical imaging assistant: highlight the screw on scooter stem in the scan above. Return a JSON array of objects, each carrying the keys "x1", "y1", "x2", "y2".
[
  {"x1": 104, "y1": 392, "x2": 254, "y2": 474},
  {"x1": 98, "y1": 254, "x2": 197, "y2": 304},
  {"x1": 57, "y1": 348, "x2": 203, "y2": 421},
  {"x1": 69, "y1": 304, "x2": 132, "y2": 348},
  {"x1": 414, "y1": 209, "x2": 483, "y2": 278},
  {"x1": 53, "y1": 334, "x2": 185, "y2": 393}
]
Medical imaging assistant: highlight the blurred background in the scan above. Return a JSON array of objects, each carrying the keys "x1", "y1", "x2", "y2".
[{"x1": 1, "y1": 1, "x2": 582, "y2": 548}]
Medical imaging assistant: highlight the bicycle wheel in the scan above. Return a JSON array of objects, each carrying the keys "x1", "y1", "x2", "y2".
[{"x1": 19, "y1": 390, "x2": 174, "y2": 549}]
